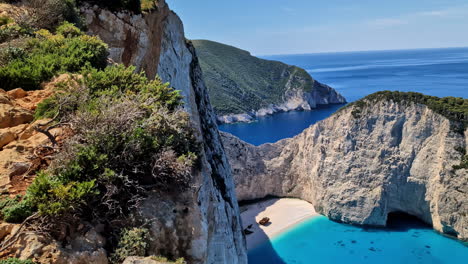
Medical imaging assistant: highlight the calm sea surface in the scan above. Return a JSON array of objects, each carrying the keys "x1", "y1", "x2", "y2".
[{"x1": 219, "y1": 47, "x2": 468, "y2": 145}]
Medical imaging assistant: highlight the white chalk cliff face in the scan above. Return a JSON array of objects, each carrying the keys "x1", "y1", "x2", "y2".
[
  {"x1": 84, "y1": 2, "x2": 247, "y2": 263},
  {"x1": 222, "y1": 98, "x2": 467, "y2": 241}
]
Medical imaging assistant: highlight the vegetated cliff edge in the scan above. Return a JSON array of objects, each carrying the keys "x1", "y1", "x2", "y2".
[
  {"x1": 0, "y1": 1, "x2": 246, "y2": 264},
  {"x1": 83, "y1": 2, "x2": 247, "y2": 263},
  {"x1": 192, "y1": 40, "x2": 346, "y2": 123},
  {"x1": 222, "y1": 92, "x2": 468, "y2": 241}
]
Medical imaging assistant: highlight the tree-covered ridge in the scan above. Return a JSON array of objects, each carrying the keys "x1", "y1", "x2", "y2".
[
  {"x1": 193, "y1": 39, "x2": 314, "y2": 115},
  {"x1": 345, "y1": 91, "x2": 467, "y2": 128}
]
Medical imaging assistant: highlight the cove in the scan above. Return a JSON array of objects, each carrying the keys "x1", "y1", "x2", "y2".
[
  {"x1": 248, "y1": 215, "x2": 468, "y2": 264},
  {"x1": 218, "y1": 104, "x2": 345, "y2": 146}
]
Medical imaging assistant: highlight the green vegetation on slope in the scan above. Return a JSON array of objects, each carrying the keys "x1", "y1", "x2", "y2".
[
  {"x1": 0, "y1": 20, "x2": 198, "y2": 262},
  {"x1": 192, "y1": 39, "x2": 314, "y2": 115},
  {"x1": 0, "y1": 258, "x2": 34, "y2": 264},
  {"x1": 0, "y1": 23, "x2": 108, "y2": 90},
  {"x1": 344, "y1": 91, "x2": 467, "y2": 127}
]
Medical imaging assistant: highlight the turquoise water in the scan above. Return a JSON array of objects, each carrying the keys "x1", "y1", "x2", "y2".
[
  {"x1": 248, "y1": 216, "x2": 468, "y2": 264},
  {"x1": 220, "y1": 47, "x2": 468, "y2": 145}
]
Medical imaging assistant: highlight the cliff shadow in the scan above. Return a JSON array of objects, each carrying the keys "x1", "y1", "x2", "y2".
[
  {"x1": 240, "y1": 197, "x2": 287, "y2": 264},
  {"x1": 361, "y1": 211, "x2": 432, "y2": 234}
]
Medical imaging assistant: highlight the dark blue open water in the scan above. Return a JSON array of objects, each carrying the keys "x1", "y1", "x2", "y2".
[{"x1": 219, "y1": 47, "x2": 468, "y2": 145}]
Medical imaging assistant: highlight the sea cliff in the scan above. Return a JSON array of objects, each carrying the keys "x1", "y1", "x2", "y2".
[{"x1": 222, "y1": 92, "x2": 467, "y2": 241}]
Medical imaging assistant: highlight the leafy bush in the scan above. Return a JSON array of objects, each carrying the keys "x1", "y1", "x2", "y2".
[
  {"x1": 0, "y1": 24, "x2": 33, "y2": 43},
  {"x1": 0, "y1": 24, "x2": 108, "y2": 90},
  {"x1": 150, "y1": 256, "x2": 186, "y2": 264},
  {"x1": 0, "y1": 15, "x2": 13, "y2": 26},
  {"x1": 111, "y1": 227, "x2": 150, "y2": 263},
  {"x1": 26, "y1": 172, "x2": 97, "y2": 217},
  {"x1": 0, "y1": 196, "x2": 33, "y2": 223},
  {"x1": 0, "y1": 258, "x2": 34, "y2": 264},
  {"x1": 82, "y1": 65, "x2": 183, "y2": 110},
  {"x1": 141, "y1": 0, "x2": 156, "y2": 11},
  {"x1": 56, "y1": 21, "x2": 82, "y2": 37},
  {"x1": 30, "y1": 64, "x2": 197, "y2": 228}
]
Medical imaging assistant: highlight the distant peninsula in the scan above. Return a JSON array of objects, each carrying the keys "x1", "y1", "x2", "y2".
[{"x1": 192, "y1": 39, "x2": 347, "y2": 123}]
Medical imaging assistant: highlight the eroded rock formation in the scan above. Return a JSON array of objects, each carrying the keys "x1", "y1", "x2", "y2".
[
  {"x1": 83, "y1": 2, "x2": 247, "y2": 263},
  {"x1": 222, "y1": 98, "x2": 467, "y2": 241}
]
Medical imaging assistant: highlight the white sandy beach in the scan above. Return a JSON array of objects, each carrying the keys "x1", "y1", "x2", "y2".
[{"x1": 240, "y1": 198, "x2": 319, "y2": 250}]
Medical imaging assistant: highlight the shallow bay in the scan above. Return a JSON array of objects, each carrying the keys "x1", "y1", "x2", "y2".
[{"x1": 248, "y1": 216, "x2": 468, "y2": 264}]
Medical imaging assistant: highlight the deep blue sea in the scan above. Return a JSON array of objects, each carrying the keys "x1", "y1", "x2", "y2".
[
  {"x1": 248, "y1": 216, "x2": 468, "y2": 264},
  {"x1": 219, "y1": 47, "x2": 468, "y2": 145}
]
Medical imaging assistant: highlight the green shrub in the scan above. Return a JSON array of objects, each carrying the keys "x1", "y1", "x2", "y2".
[
  {"x1": 141, "y1": 0, "x2": 156, "y2": 11},
  {"x1": 0, "y1": 258, "x2": 34, "y2": 264},
  {"x1": 0, "y1": 24, "x2": 108, "y2": 90},
  {"x1": 26, "y1": 172, "x2": 97, "y2": 217},
  {"x1": 35, "y1": 65, "x2": 183, "y2": 119},
  {"x1": 111, "y1": 227, "x2": 150, "y2": 263},
  {"x1": 0, "y1": 196, "x2": 19, "y2": 211},
  {"x1": 31, "y1": 64, "x2": 197, "y2": 225},
  {"x1": 0, "y1": 197, "x2": 33, "y2": 223},
  {"x1": 150, "y1": 256, "x2": 186, "y2": 264},
  {"x1": 0, "y1": 15, "x2": 13, "y2": 26},
  {"x1": 34, "y1": 75, "x2": 88, "y2": 119},
  {"x1": 56, "y1": 21, "x2": 82, "y2": 37},
  {"x1": 0, "y1": 24, "x2": 33, "y2": 43}
]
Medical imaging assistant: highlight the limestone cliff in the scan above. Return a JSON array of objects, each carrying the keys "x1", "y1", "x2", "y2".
[
  {"x1": 191, "y1": 40, "x2": 346, "y2": 123},
  {"x1": 81, "y1": 2, "x2": 247, "y2": 263},
  {"x1": 222, "y1": 95, "x2": 467, "y2": 241}
]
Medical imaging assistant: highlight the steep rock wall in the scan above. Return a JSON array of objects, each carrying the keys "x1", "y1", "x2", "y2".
[
  {"x1": 222, "y1": 99, "x2": 467, "y2": 241},
  {"x1": 84, "y1": 2, "x2": 247, "y2": 263}
]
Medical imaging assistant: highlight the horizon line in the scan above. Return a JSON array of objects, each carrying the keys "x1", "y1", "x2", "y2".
[{"x1": 255, "y1": 46, "x2": 468, "y2": 57}]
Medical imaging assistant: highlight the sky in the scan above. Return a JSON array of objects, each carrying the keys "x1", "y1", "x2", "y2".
[{"x1": 166, "y1": 0, "x2": 468, "y2": 55}]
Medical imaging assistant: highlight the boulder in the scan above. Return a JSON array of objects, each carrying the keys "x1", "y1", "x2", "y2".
[
  {"x1": 7, "y1": 88, "x2": 27, "y2": 99},
  {"x1": 0, "y1": 104, "x2": 33, "y2": 129},
  {"x1": 0, "y1": 94, "x2": 12, "y2": 105},
  {"x1": 0, "y1": 129, "x2": 16, "y2": 148}
]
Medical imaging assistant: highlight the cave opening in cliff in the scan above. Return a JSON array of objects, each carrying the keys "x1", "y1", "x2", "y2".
[{"x1": 386, "y1": 212, "x2": 431, "y2": 231}]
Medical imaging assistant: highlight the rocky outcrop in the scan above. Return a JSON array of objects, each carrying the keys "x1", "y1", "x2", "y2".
[
  {"x1": 0, "y1": 83, "x2": 60, "y2": 196},
  {"x1": 84, "y1": 2, "x2": 246, "y2": 263},
  {"x1": 217, "y1": 80, "x2": 346, "y2": 124},
  {"x1": 222, "y1": 98, "x2": 467, "y2": 241},
  {"x1": 0, "y1": 223, "x2": 108, "y2": 264}
]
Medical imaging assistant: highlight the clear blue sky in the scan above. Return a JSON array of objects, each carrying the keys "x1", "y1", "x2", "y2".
[{"x1": 166, "y1": 0, "x2": 468, "y2": 55}]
